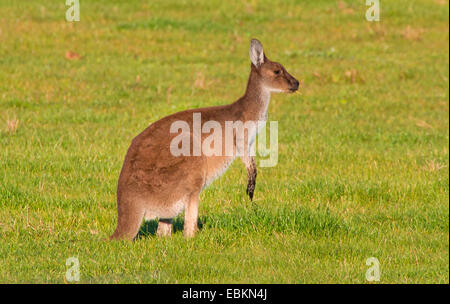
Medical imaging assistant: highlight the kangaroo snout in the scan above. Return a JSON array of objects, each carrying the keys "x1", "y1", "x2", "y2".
[{"x1": 289, "y1": 78, "x2": 300, "y2": 92}]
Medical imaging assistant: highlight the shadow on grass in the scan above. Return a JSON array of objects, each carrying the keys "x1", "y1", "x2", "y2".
[
  {"x1": 136, "y1": 206, "x2": 347, "y2": 239},
  {"x1": 137, "y1": 217, "x2": 203, "y2": 239}
]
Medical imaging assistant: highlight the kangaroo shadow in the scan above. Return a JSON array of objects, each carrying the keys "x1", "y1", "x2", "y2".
[{"x1": 137, "y1": 217, "x2": 204, "y2": 239}]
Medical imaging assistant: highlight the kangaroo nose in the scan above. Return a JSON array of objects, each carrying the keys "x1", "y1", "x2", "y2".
[{"x1": 291, "y1": 79, "x2": 299, "y2": 91}]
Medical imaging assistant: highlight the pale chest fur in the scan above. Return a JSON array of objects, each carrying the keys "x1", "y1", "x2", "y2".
[
  {"x1": 203, "y1": 156, "x2": 236, "y2": 189},
  {"x1": 248, "y1": 89, "x2": 270, "y2": 146},
  {"x1": 203, "y1": 89, "x2": 270, "y2": 189}
]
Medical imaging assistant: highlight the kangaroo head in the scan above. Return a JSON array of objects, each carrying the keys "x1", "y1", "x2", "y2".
[{"x1": 249, "y1": 39, "x2": 299, "y2": 93}]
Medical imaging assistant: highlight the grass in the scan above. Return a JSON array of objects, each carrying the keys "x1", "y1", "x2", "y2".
[{"x1": 0, "y1": 0, "x2": 448, "y2": 283}]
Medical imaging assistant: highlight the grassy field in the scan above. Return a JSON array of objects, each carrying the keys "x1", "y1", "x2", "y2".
[{"x1": 0, "y1": 0, "x2": 448, "y2": 283}]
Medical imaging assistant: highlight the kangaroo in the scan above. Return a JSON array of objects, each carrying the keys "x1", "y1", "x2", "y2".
[{"x1": 110, "y1": 39, "x2": 299, "y2": 240}]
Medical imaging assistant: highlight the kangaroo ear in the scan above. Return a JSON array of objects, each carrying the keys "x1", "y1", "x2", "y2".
[{"x1": 249, "y1": 39, "x2": 264, "y2": 68}]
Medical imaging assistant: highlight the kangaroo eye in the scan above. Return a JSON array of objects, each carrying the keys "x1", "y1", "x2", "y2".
[{"x1": 274, "y1": 70, "x2": 281, "y2": 75}]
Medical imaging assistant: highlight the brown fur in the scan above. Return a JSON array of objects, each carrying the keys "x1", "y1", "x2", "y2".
[{"x1": 110, "y1": 39, "x2": 299, "y2": 240}]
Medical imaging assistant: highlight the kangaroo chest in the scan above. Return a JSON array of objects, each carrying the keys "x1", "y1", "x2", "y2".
[{"x1": 203, "y1": 156, "x2": 236, "y2": 189}]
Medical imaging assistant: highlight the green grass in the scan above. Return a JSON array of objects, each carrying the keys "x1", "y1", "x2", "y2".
[{"x1": 0, "y1": 0, "x2": 448, "y2": 283}]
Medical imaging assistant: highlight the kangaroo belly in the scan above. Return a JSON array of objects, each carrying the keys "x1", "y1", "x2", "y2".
[
  {"x1": 204, "y1": 156, "x2": 236, "y2": 189},
  {"x1": 144, "y1": 199, "x2": 186, "y2": 220}
]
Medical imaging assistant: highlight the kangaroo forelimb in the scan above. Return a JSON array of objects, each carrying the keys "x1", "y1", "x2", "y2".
[{"x1": 242, "y1": 155, "x2": 257, "y2": 201}]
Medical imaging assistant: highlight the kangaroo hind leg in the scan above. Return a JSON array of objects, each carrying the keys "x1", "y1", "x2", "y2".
[
  {"x1": 110, "y1": 201, "x2": 144, "y2": 241},
  {"x1": 157, "y1": 218, "x2": 173, "y2": 237},
  {"x1": 184, "y1": 193, "x2": 200, "y2": 238}
]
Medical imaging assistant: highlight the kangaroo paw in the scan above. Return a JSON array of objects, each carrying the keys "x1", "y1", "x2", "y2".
[{"x1": 246, "y1": 180, "x2": 255, "y2": 201}]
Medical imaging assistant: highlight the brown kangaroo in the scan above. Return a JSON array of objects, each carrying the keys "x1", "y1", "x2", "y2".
[{"x1": 110, "y1": 39, "x2": 299, "y2": 240}]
